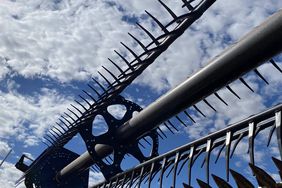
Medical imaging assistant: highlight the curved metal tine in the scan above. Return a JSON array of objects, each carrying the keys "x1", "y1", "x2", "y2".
[
  {"x1": 239, "y1": 77, "x2": 254, "y2": 92},
  {"x1": 74, "y1": 99, "x2": 87, "y2": 111},
  {"x1": 230, "y1": 133, "x2": 244, "y2": 158},
  {"x1": 212, "y1": 174, "x2": 232, "y2": 188},
  {"x1": 156, "y1": 131, "x2": 164, "y2": 140},
  {"x1": 157, "y1": 127, "x2": 167, "y2": 138},
  {"x1": 172, "y1": 152, "x2": 181, "y2": 188},
  {"x1": 137, "y1": 166, "x2": 145, "y2": 188},
  {"x1": 46, "y1": 133, "x2": 58, "y2": 144},
  {"x1": 193, "y1": 105, "x2": 206, "y2": 117},
  {"x1": 108, "y1": 58, "x2": 126, "y2": 77},
  {"x1": 102, "y1": 66, "x2": 120, "y2": 84},
  {"x1": 128, "y1": 170, "x2": 135, "y2": 188},
  {"x1": 92, "y1": 77, "x2": 108, "y2": 93},
  {"x1": 181, "y1": 0, "x2": 194, "y2": 10},
  {"x1": 159, "y1": 157, "x2": 167, "y2": 188},
  {"x1": 136, "y1": 22, "x2": 160, "y2": 46},
  {"x1": 50, "y1": 129, "x2": 61, "y2": 138},
  {"x1": 52, "y1": 126, "x2": 64, "y2": 135},
  {"x1": 44, "y1": 135, "x2": 56, "y2": 146},
  {"x1": 120, "y1": 174, "x2": 127, "y2": 188},
  {"x1": 254, "y1": 69, "x2": 269, "y2": 85},
  {"x1": 145, "y1": 10, "x2": 169, "y2": 34},
  {"x1": 42, "y1": 140, "x2": 50, "y2": 147},
  {"x1": 214, "y1": 143, "x2": 225, "y2": 164},
  {"x1": 67, "y1": 108, "x2": 80, "y2": 119},
  {"x1": 177, "y1": 153, "x2": 189, "y2": 175},
  {"x1": 267, "y1": 123, "x2": 276, "y2": 147},
  {"x1": 82, "y1": 90, "x2": 97, "y2": 102},
  {"x1": 70, "y1": 104, "x2": 83, "y2": 115},
  {"x1": 183, "y1": 110, "x2": 196, "y2": 123},
  {"x1": 270, "y1": 59, "x2": 282, "y2": 73},
  {"x1": 79, "y1": 94, "x2": 91, "y2": 107},
  {"x1": 60, "y1": 116, "x2": 72, "y2": 127},
  {"x1": 120, "y1": 42, "x2": 142, "y2": 64},
  {"x1": 147, "y1": 162, "x2": 155, "y2": 188},
  {"x1": 187, "y1": 146, "x2": 195, "y2": 186},
  {"x1": 167, "y1": 120, "x2": 179, "y2": 131},
  {"x1": 214, "y1": 92, "x2": 228, "y2": 106},
  {"x1": 175, "y1": 115, "x2": 187, "y2": 127},
  {"x1": 97, "y1": 71, "x2": 114, "y2": 90},
  {"x1": 87, "y1": 83, "x2": 102, "y2": 98},
  {"x1": 225, "y1": 131, "x2": 232, "y2": 181},
  {"x1": 55, "y1": 122, "x2": 68, "y2": 132},
  {"x1": 203, "y1": 99, "x2": 216, "y2": 112},
  {"x1": 138, "y1": 142, "x2": 146, "y2": 149},
  {"x1": 163, "y1": 122, "x2": 175, "y2": 134},
  {"x1": 226, "y1": 85, "x2": 241, "y2": 99},
  {"x1": 165, "y1": 160, "x2": 175, "y2": 178},
  {"x1": 142, "y1": 136, "x2": 152, "y2": 146},
  {"x1": 158, "y1": 0, "x2": 178, "y2": 20},
  {"x1": 248, "y1": 122, "x2": 255, "y2": 166},
  {"x1": 128, "y1": 32, "x2": 148, "y2": 53},
  {"x1": 64, "y1": 112, "x2": 76, "y2": 123},
  {"x1": 113, "y1": 177, "x2": 119, "y2": 188},
  {"x1": 275, "y1": 111, "x2": 282, "y2": 159},
  {"x1": 114, "y1": 50, "x2": 135, "y2": 72}
]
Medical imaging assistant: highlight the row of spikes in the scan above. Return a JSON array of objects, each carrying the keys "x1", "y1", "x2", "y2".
[
  {"x1": 43, "y1": 0, "x2": 217, "y2": 147},
  {"x1": 91, "y1": 105, "x2": 281, "y2": 188},
  {"x1": 158, "y1": 58, "x2": 282, "y2": 137}
]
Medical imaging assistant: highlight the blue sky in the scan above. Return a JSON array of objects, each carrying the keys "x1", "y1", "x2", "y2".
[{"x1": 0, "y1": 0, "x2": 282, "y2": 187}]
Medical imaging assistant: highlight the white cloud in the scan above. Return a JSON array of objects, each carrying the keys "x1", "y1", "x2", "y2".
[{"x1": 0, "y1": 162, "x2": 25, "y2": 188}]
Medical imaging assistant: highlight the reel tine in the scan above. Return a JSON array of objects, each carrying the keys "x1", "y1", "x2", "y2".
[
  {"x1": 128, "y1": 32, "x2": 148, "y2": 52},
  {"x1": 214, "y1": 143, "x2": 225, "y2": 164},
  {"x1": 120, "y1": 42, "x2": 142, "y2": 64},
  {"x1": 70, "y1": 104, "x2": 83, "y2": 115},
  {"x1": 167, "y1": 120, "x2": 179, "y2": 131},
  {"x1": 254, "y1": 69, "x2": 269, "y2": 85},
  {"x1": 79, "y1": 94, "x2": 91, "y2": 107},
  {"x1": 203, "y1": 99, "x2": 216, "y2": 112},
  {"x1": 67, "y1": 108, "x2": 80, "y2": 119},
  {"x1": 87, "y1": 83, "x2": 102, "y2": 98},
  {"x1": 108, "y1": 58, "x2": 126, "y2": 76},
  {"x1": 239, "y1": 77, "x2": 254, "y2": 92},
  {"x1": 97, "y1": 71, "x2": 113, "y2": 88},
  {"x1": 136, "y1": 22, "x2": 160, "y2": 46},
  {"x1": 82, "y1": 90, "x2": 97, "y2": 102},
  {"x1": 230, "y1": 133, "x2": 244, "y2": 158},
  {"x1": 74, "y1": 99, "x2": 88, "y2": 111},
  {"x1": 114, "y1": 50, "x2": 135, "y2": 71},
  {"x1": 184, "y1": 110, "x2": 196, "y2": 123},
  {"x1": 158, "y1": 0, "x2": 178, "y2": 19},
  {"x1": 193, "y1": 105, "x2": 206, "y2": 117},
  {"x1": 163, "y1": 122, "x2": 175, "y2": 134},
  {"x1": 214, "y1": 92, "x2": 228, "y2": 106},
  {"x1": 145, "y1": 10, "x2": 169, "y2": 34},
  {"x1": 226, "y1": 85, "x2": 241, "y2": 99},
  {"x1": 92, "y1": 77, "x2": 107, "y2": 92},
  {"x1": 270, "y1": 59, "x2": 282, "y2": 73},
  {"x1": 102, "y1": 66, "x2": 120, "y2": 83},
  {"x1": 157, "y1": 127, "x2": 167, "y2": 138},
  {"x1": 267, "y1": 123, "x2": 276, "y2": 147},
  {"x1": 175, "y1": 115, "x2": 187, "y2": 127}
]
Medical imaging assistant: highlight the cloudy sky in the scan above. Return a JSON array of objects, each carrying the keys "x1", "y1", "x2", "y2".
[{"x1": 0, "y1": 0, "x2": 281, "y2": 187}]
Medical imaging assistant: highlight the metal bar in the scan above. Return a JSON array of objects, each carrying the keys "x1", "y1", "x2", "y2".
[{"x1": 57, "y1": 10, "x2": 282, "y2": 182}]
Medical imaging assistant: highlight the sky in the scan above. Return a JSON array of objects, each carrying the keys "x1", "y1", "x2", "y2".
[{"x1": 0, "y1": 0, "x2": 282, "y2": 187}]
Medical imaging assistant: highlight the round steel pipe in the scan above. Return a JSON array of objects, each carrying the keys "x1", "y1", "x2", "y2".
[{"x1": 57, "y1": 10, "x2": 282, "y2": 181}]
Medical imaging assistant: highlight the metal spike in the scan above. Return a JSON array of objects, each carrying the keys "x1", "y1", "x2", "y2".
[
  {"x1": 79, "y1": 94, "x2": 91, "y2": 107},
  {"x1": 0, "y1": 149, "x2": 12, "y2": 168},
  {"x1": 82, "y1": 90, "x2": 96, "y2": 102},
  {"x1": 215, "y1": 144, "x2": 225, "y2": 164},
  {"x1": 136, "y1": 22, "x2": 160, "y2": 46},
  {"x1": 145, "y1": 10, "x2": 169, "y2": 34},
  {"x1": 211, "y1": 174, "x2": 232, "y2": 188},
  {"x1": 230, "y1": 169, "x2": 254, "y2": 188},
  {"x1": 230, "y1": 133, "x2": 244, "y2": 158},
  {"x1": 67, "y1": 108, "x2": 80, "y2": 119},
  {"x1": 267, "y1": 123, "x2": 276, "y2": 147},
  {"x1": 203, "y1": 99, "x2": 216, "y2": 112},
  {"x1": 128, "y1": 32, "x2": 148, "y2": 52},
  {"x1": 193, "y1": 105, "x2": 206, "y2": 117},
  {"x1": 102, "y1": 66, "x2": 120, "y2": 84},
  {"x1": 60, "y1": 116, "x2": 72, "y2": 126},
  {"x1": 92, "y1": 77, "x2": 107, "y2": 92},
  {"x1": 159, "y1": 157, "x2": 167, "y2": 188},
  {"x1": 172, "y1": 152, "x2": 180, "y2": 188},
  {"x1": 87, "y1": 84, "x2": 102, "y2": 98},
  {"x1": 74, "y1": 100, "x2": 87, "y2": 111},
  {"x1": 167, "y1": 120, "x2": 179, "y2": 131},
  {"x1": 97, "y1": 71, "x2": 114, "y2": 89},
  {"x1": 196, "y1": 179, "x2": 212, "y2": 188},
  {"x1": 157, "y1": 127, "x2": 167, "y2": 138},
  {"x1": 158, "y1": 0, "x2": 177, "y2": 19},
  {"x1": 248, "y1": 122, "x2": 255, "y2": 166},
  {"x1": 175, "y1": 115, "x2": 187, "y2": 127},
  {"x1": 181, "y1": 0, "x2": 194, "y2": 11},
  {"x1": 142, "y1": 137, "x2": 152, "y2": 146},
  {"x1": 184, "y1": 110, "x2": 196, "y2": 123},
  {"x1": 254, "y1": 69, "x2": 269, "y2": 84},
  {"x1": 177, "y1": 154, "x2": 190, "y2": 175},
  {"x1": 70, "y1": 104, "x2": 83, "y2": 115},
  {"x1": 56, "y1": 122, "x2": 67, "y2": 132},
  {"x1": 53, "y1": 126, "x2": 64, "y2": 135},
  {"x1": 239, "y1": 77, "x2": 254, "y2": 92},
  {"x1": 50, "y1": 129, "x2": 61, "y2": 138},
  {"x1": 249, "y1": 163, "x2": 276, "y2": 187},
  {"x1": 43, "y1": 136, "x2": 55, "y2": 145},
  {"x1": 138, "y1": 141, "x2": 146, "y2": 149},
  {"x1": 270, "y1": 59, "x2": 282, "y2": 73},
  {"x1": 226, "y1": 85, "x2": 241, "y2": 99},
  {"x1": 120, "y1": 42, "x2": 142, "y2": 64},
  {"x1": 64, "y1": 112, "x2": 76, "y2": 122},
  {"x1": 114, "y1": 50, "x2": 135, "y2": 72},
  {"x1": 163, "y1": 122, "x2": 175, "y2": 134},
  {"x1": 276, "y1": 111, "x2": 282, "y2": 159},
  {"x1": 108, "y1": 58, "x2": 126, "y2": 77},
  {"x1": 214, "y1": 92, "x2": 228, "y2": 106}
]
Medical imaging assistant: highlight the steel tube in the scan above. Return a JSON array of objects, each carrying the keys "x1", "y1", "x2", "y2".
[{"x1": 57, "y1": 10, "x2": 282, "y2": 181}]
